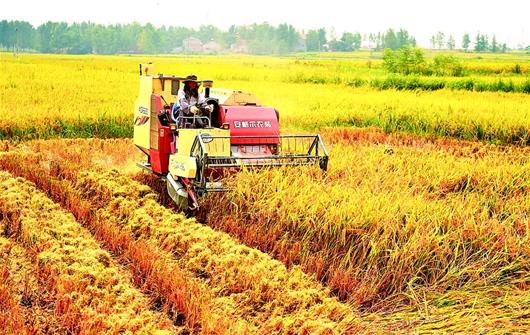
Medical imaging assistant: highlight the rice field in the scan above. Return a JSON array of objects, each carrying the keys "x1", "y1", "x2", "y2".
[
  {"x1": 1, "y1": 52, "x2": 529, "y2": 143},
  {"x1": 1, "y1": 51, "x2": 530, "y2": 334}
]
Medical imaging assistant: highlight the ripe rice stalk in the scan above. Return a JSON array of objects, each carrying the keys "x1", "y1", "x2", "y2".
[{"x1": 202, "y1": 129, "x2": 530, "y2": 308}]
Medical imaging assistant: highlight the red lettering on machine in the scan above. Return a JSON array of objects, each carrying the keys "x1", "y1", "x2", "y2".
[{"x1": 233, "y1": 121, "x2": 272, "y2": 128}]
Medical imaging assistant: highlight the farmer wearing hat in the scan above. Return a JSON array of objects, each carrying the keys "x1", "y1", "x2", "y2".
[{"x1": 172, "y1": 74, "x2": 213, "y2": 128}]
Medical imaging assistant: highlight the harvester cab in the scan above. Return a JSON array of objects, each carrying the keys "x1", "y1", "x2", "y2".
[{"x1": 134, "y1": 63, "x2": 329, "y2": 212}]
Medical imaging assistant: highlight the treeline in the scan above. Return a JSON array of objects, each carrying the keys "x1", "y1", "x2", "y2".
[
  {"x1": 430, "y1": 31, "x2": 509, "y2": 52},
  {"x1": 1, "y1": 20, "x2": 417, "y2": 54},
  {"x1": 0, "y1": 20, "x2": 310, "y2": 54},
  {"x1": 0, "y1": 20, "x2": 304, "y2": 54},
  {"x1": 2, "y1": 20, "x2": 525, "y2": 55}
]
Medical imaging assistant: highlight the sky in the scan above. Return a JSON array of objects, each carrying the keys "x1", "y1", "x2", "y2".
[{"x1": 3, "y1": 0, "x2": 529, "y2": 48}]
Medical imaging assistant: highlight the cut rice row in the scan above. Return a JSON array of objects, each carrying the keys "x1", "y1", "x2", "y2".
[
  {"x1": 0, "y1": 171, "x2": 175, "y2": 334},
  {"x1": 0, "y1": 151, "x2": 365, "y2": 334},
  {"x1": 0, "y1": 236, "x2": 42, "y2": 335}
]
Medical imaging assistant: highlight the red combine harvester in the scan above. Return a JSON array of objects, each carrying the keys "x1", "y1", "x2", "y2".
[{"x1": 133, "y1": 64, "x2": 328, "y2": 212}]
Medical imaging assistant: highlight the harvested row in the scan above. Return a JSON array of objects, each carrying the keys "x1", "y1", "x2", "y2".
[
  {"x1": 0, "y1": 152, "x2": 368, "y2": 334},
  {"x1": 0, "y1": 171, "x2": 176, "y2": 334},
  {"x1": 0, "y1": 237, "x2": 39, "y2": 335},
  {"x1": 12, "y1": 135, "x2": 530, "y2": 301},
  {"x1": 9, "y1": 136, "x2": 530, "y2": 332},
  {"x1": 0, "y1": 155, "x2": 246, "y2": 333},
  {"x1": 1, "y1": 149, "x2": 269, "y2": 333},
  {"x1": 0, "y1": 235, "x2": 68, "y2": 334}
]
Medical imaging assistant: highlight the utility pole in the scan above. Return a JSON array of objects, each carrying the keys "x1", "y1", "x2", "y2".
[{"x1": 14, "y1": 27, "x2": 19, "y2": 57}]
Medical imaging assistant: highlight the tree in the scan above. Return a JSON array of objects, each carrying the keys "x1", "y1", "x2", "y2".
[
  {"x1": 306, "y1": 29, "x2": 320, "y2": 51},
  {"x1": 67, "y1": 22, "x2": 92, "y2": 54},
  {"x1": 276, "y1": 23, "x2": 298, "y2": 52},
  {"x1": 384, "y1": 29, "x2": 398, "y2": 50},
  {"x1": 376, "y1": 32, "x2": 383, "y2": 50},
  {"x1": 396, "y1": 29, "x2": 410, "y2": 48},
  {"x1": 482, "y1": 34, "x2": 489, "y2": 51},
  {"x1": 223, "y1": 25, "x2": 237, "y2": 48},
  {"x1": 368, "y1": 33, "x2": 375, "y2": 49},
  {"x1": 318, "y1": 28, "x2": 327, "y2": 50},
  {"x1": 328, "y1": 27, "x2": 337, "y2": 42},
  {"x1": 430, "y1": 35, "x2": 436, "y2": 49},
  {"x1": 331, "y1": 32, "x2": 362, "y2": 51},
  {"x1": 0, "y1": 20, "x2": 415, "y2": 56},
  {"x1": 328, "y1": 39, "x2": 343, "y2": 51},
  {"x1": 490, "y1": 35, "x2": 498, "y2": 52},
  {"x1": 197, "y1": 25, "x2": 222, "y2": 43},
  {"x1": 351, "y1": 32, "x2": 362, "y2": 50},
  {"x1": 137, "y1": 23, "x2": 160, "y2": 54},
  {"x1": 167, "y1": 25, "x2": 193, "y2": 50},
  {"x1": 435, "y1": 31, "x2": 445, "y2": 49},
  {"x1": 0, "y1": 20, "x2": 37, "y2": 51},
  {"x1": 38, "y1": 22, "x2": 54, "y2": 52},
  {"x1": 474, "y1": 33, "x2": 489, "y2": 52},
  {"x1": 338, "y1": 33, "x2": 353, "y2": 51},
  {"x1": 462, "y1": 33, "x2": 470, "y2": 51},
  {"x1": 447, "y1": 35, "x2": 455, "y2": 50},
  {"x1": 431, "y1": 54, "x2": 463, "y2": 76}
]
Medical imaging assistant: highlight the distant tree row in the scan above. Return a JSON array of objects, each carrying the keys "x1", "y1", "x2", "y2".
[
  {"x1": 0, "y1": 20, "x2": 405, "y2": 55},
  {"x1": 368, "y1": 29, "x2": 417, "y2": 51},
  {"x1": 0, "y1": 20, "x2": 308, "y2": 54},
  {"x1": 2, "y1": 20, "x2": 521, "y2": 55},
  {"x1": 431, "y1": 31, "x2": 508, "y2": 52},
  {"x1": 0, "y1": 20, "x2": 317, "y2": 54}
]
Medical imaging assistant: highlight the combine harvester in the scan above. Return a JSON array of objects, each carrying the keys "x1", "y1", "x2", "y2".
[{"x1": 134, "y1": 63, "x2": 328, "y2": 212}]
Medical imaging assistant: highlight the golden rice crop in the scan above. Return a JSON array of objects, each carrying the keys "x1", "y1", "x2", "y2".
[
  {"x1": 205, "y1": 128, "x2": 530, "y2": 301},
  {"x1": 0, "y1": 171, "x2": 175, "y2": 334},
  {"x1": 2, "y1": 50, "x2": 530, "y2": 333},
  {"x1": 4, "y1": 133, "x2": 530, "y2": 333},
  {"x1": 1, "y1": 53, "x2": 529, "y2": 143},
  {"x1": 198, "y1": 128, "x2": 530, "y2": 333}
]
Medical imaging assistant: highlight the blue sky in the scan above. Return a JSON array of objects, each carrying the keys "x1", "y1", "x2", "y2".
[{"x1": 3, "y1": 0, "x2": 529, "y2": 47}]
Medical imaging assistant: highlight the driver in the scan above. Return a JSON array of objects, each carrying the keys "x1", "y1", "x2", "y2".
[{"x1": 175, "y1": 74, "x2": 212, "y2": 128}]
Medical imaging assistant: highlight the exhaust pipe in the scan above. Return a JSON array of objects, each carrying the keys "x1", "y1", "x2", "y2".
[{"x1": 203, "y1": 80, "x2": 213, "y2": 98}]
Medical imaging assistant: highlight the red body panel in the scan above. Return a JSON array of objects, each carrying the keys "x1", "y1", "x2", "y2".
[
  {"x1": 150, "y1": 95, "x2": 172, "y2": 175},
  {"x1": 219, "y1": 106, "x2": 280, "y2": 145}
]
